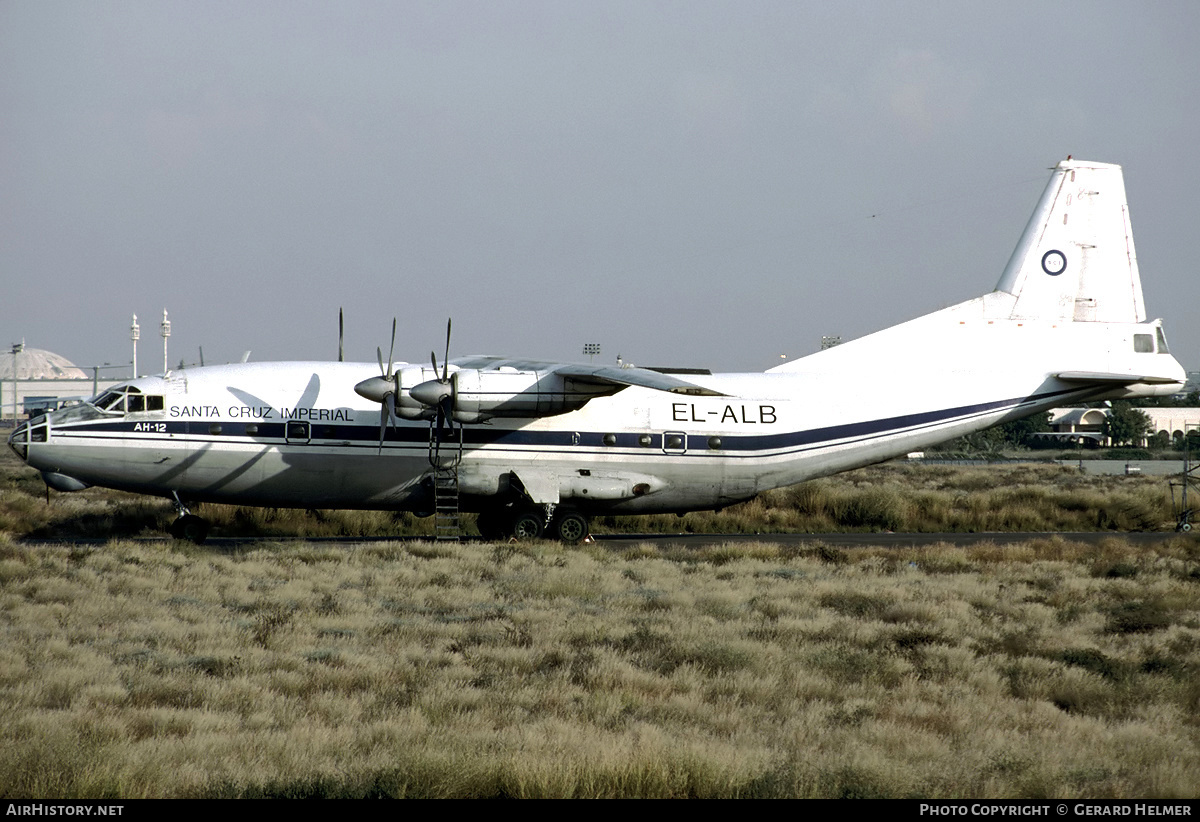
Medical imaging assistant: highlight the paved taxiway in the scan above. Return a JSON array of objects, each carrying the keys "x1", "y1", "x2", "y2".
[{"x1": 17, "y1": 531, "x2": 1195, "y2": 550}]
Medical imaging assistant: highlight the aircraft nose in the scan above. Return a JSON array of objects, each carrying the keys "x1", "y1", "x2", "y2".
[
  {"x1": 354, "y1": 376, "x2": 393, "y2": 404},
  {"x1": 8, "y1": 420, "x2": 31, "y2": 462}
]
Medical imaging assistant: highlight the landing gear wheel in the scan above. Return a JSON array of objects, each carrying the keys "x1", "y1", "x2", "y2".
[
  {"x1": 551, "y1": 512, "x2": 589, "y2": 545},
  {"x1": 170, "y1": 514, "x2": 210, "y2": 545},
  {"x1": 510, "y1": 510, "x2": 544, "y2": 541}
]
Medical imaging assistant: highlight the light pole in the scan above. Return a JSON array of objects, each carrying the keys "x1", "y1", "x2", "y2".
[
  {"x1": 130, "y1": 314, "x2": 140, "y2": 378},
  {"x1": 10, "y1": 340, "x2": 23, "y2": 423},
  {"x1": 160, "y1": 309, "x2": 170, "y2": 374},
  {"x1": 583, "y1": 343, "x2": 600, "y2": 363}
]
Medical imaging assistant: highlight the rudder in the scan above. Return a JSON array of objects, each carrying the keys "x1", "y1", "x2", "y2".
[{"x1": 994, "y1": 159, "x2": 1145, "y2": 323}]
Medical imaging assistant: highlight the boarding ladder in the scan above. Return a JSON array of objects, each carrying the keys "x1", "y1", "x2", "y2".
[
  {"x1": 429, "y1": 420, "x2": 464, "y2": 541},
  {"x1": 1169, "y1": 438, "x2": 1200, "y2": 532}
]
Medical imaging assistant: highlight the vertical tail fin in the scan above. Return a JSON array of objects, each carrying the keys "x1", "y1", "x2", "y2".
[{"x1": 994, "y1": 159, "x2": 1145, "y2": 323}]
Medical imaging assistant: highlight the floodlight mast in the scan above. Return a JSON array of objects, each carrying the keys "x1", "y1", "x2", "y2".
[
  {"x1": 160, "y1": 310, "x2": 171, "y2": 374},
  {"x1": 10, "y1": 340, "x2": 23, "y2": 423},
  {"x1": 130, "y1": 315, "x2": 139, "y2": 378}
]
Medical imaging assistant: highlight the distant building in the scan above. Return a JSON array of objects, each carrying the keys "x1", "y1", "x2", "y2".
[
  {"x1": 1041, "y1": 408, "x2": 1110, "y2": 445},
  {"x1": 1040, "y1": 406, "x2": 1200, "y2": 447},
  {"x1": 0, "y1": 348, "x2": 120, "y2": 421},
  {"x1": 1145, "y1": 407, "x2": 1200, "y2": 443}
]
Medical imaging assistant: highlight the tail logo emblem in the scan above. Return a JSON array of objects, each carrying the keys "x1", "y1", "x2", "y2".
[{"x1": 1041, "y1": 249, "x2": 1067, "y2": 276}]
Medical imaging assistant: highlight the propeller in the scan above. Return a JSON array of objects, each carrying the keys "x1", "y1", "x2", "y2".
[
  {"x1": 367, "y1": 319, "x2": 397, "y2": 453},
  {"x1": 338, "y1": 308, "x2": 344, "y2": 363},
  {"x1": 418, "y1": 319, "x2": 455, "y2": 462},
  {"x1": 374, "y1": 317, "x2": 396, "y2": 382},
  {"x1": 412, "y1": 318, "x2": 453, "y2": 408},
  {"x1": 354, "y1": 317, "x2": 458, "y2": 460}
]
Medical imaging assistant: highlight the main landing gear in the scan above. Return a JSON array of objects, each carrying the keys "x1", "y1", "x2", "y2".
[
  {"x1": 476, "y1": 505, "x2": 592, "y2": 544},
  {"x1": 168, "y1": 493, "x2": 210, "y2": 544}
]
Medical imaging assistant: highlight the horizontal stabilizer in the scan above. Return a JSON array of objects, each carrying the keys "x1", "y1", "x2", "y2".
[{"x1": 1055, "y1": 371, "x2": 1183, "y2": 386}]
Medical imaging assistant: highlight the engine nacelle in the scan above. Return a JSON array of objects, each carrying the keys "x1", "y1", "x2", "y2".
[
  {"x1": 392, "y1": 364, "x2": 455, "y2": 420},
  {"x1": 364, "y1": 364, "x2": 620, "y2": 423}
]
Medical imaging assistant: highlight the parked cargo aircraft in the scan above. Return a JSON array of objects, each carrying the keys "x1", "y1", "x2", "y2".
[{"x1": 8, "y1": 159, "x2": 1186, "y2": 542}]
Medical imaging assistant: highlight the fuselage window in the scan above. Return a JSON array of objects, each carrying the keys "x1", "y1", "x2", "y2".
[{"x1": 1133, "y1": 334, "x2": 1154, "y2": 353}]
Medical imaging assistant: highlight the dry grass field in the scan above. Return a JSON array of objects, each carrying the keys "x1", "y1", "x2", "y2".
[
  {"x1": 0, "y1": 447, "x2": 1187, "y2": 541},
  {"x1": 1, "y1": 536, "x2": 1198, "y2": 798},
  {"x1": 2, "y1": 449, "x2": 1198, "y2": 797}
]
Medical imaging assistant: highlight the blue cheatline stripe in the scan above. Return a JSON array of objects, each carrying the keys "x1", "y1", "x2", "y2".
[{"x1": 50, "y1": 387, "x2": 1078, "y2": 457}]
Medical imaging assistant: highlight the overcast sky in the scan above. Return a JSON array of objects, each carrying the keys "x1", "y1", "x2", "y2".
[{"x1": 2, "y1": 1, "x2": 1197, "y2": 376}]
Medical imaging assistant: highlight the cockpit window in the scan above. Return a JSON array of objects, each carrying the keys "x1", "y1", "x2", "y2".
[
  {"x1": 94, "y1": 390, "x2": 125, "y2": 411},
  {"x1": 90, "y1": 386, "x2": 164, "y2": 414},
  {"x1": 127, "y1": 395, "x2": 164, "y2": 413}
]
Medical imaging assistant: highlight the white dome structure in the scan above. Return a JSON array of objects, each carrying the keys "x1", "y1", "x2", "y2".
[{"x1": 0, "y1": 348, "x2": 88, "y2": 380}]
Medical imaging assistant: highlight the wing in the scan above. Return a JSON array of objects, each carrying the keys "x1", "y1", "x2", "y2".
[
  {"x1": 450, "y1": 357, "x2": 726, "y2": 397},
  {"x1": 554, "y1": 364, "x2": 725, "y2": 396},
  {"x1": 356, "y1": 356, "x2": 728, "y2": 423}
]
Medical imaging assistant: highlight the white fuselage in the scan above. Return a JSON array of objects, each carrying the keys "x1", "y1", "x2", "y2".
[{"x1": 11, "y1": 297, "x2": 1185, "y2": 516}]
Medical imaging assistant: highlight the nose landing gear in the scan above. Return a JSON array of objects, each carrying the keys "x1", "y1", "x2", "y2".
[{"x1": 168, "y1": 493, "x2": 210, "y2": 544}]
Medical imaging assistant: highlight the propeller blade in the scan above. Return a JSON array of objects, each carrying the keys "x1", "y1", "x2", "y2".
[
  {"x1": 376, "y1": 391, "x2": 399, "y2": 455},
  {"x1": 431, "y1": 396, "x2": 450, "y2": 462},
  {"x1": 387, "y1": 318, "x2": 396, "y2": 376},
  {"x1": 441, "y1": 318, "x2": 451, "y2": 383},
  {"x1": 377, "y1": 346, "x2": 384, "y2": 377},
  {"x1": 377, "y1": 401, "x2": 387, "y2": 454},
  {"x1": 338, "y1": 308, "x2": 344, "y2": 363}
]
